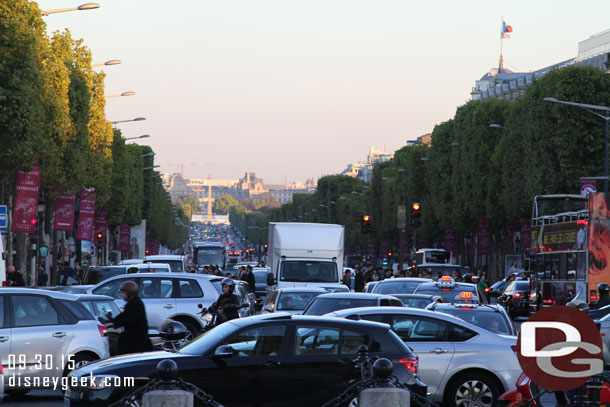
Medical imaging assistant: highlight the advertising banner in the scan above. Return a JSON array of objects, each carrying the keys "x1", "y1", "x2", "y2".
[
  {"x1": 94, "y1": 212, "x2": 109, "y2": 244},
  {"x1": 11, "y1": 165, "x2": 41, "y2": 234},
  {"x1": 118, "y1": 224, "x2": 131, "y2": 252},
  {"x1": 580, "y1": 178, "x2": 597, "y2": 196},
  {"x1": 506, "y1": 225, "x2": 515, "y2": 254},
  {"x1": 146, "y1": 237, "x2": 160, "y2": 255},
  {"x1": 380, "y1": 239, "x2": 389, "y2": 258},
  {"x1": 477, "y1": 218, "x2": 491, "y2": 255},
  {"x1": 444, "y1": 228, "x2": 456, "y2": 257},
  {"x1": 588, "y1": 192, "x2": 610, "y2": 294},
  {"x1": 531, "y1": 222, "x2": 586, "y2": 252},
  {"x1": 520, "y1": 219, "x2": 532, "y2": 255},
  {"x1": 368, "y1": 244, "x2": 376, "y2": 258},
  {"x1": 53, "y1": 189, "x2": 76, "y2": 232},
  {"x1": 76, "y1": 189, "x2": 96, "y2": 241}
]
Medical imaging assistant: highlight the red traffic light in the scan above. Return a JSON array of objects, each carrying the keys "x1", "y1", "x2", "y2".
[
  {"x1": 96, "y1": 233, "x2": 103, "y2": 239},
  {"x1": 362, "y1": 215, "x2": 371, "y2": 222},
  {"x1": 411, "y1": 203, "x2": 421, "y2": 211},
  {"x1": 30, "y1": 218, "x2": 37, "y2": 225}
]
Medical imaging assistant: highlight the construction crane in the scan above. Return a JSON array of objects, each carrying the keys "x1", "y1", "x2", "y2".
[{"x1": 167, "y1": 163, "x2": 211, "y2": 176}]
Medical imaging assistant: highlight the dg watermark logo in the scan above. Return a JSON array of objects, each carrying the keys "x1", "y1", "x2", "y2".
[{"x1": 517, "y1": 306, "x2": 603, "y2": 391}]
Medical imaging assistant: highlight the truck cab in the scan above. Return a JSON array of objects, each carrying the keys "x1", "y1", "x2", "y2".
[{"x1": 267, "y1": 256, "x2": 342, "y2": 290}]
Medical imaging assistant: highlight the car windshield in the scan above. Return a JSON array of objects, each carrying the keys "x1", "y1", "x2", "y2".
[
  {"x1": 195, "y1": 248, "x2": 224, "y2": 266},
  {"x1": 253, "y1": 271, "x2": 268, "y2": 283},
  {"x1": 394, "y1": 296, "x2": 436, "y2": 309},
  {"x1": 80, "y1": 300, "x2": 122, "y2": 318},
  {"x1": 438, "y1": 308, "x2": 513, "y2": 335},
  {"x1": 144, "y1": 260, "x2": 182, "y2": 272},
  {"x1": 515, "y1": 282, "x2": 530, "y2": 291},
  {"x1": 280, "y1": 261, "x2": 339, "y2": 283},
  {"x1": 83, "y1": 267, "x2": 127, "y2": 285},
  {"x1": 304, "y1": 298, "x2": 377, "y2": 316},
  {"x1": 276, "y1": 292, "x2": 324, "y2": 311},
  {"x1": 373, "y1": 280, "x2": 424, "y2": 294},
  {"x1": 179, "y1": 322, "x2": 238, "y2": 355}
]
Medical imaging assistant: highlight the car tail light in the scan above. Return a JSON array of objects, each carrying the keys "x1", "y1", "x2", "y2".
[
  {"x1": 484, "y1": 287, "x2": 490, "y2": 292},
  {"x1": 0, "y1": 364, "x2": 3, "y2": 374},
  {"x1": 511, "y1": 345, "x2": 518, "y2": 353},
  {"x1": 1, "y1": 281, "x2": 5, "y2": 287},
  {"x1": 514, "y1": 293, "x2": 521, "y2": 298},
  {"x1": 399, "y1": 357, "x2": 418, "y2": 378},
  {"x1": 98, "y1": 324, "x2": 107, "y2": 337}
]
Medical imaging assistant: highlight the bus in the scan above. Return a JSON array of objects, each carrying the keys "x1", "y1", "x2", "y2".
[
  {"x1": 193, "y1": 242, "x2": 227, "y2": 271},
  {"x1": 528, "y1": 193, "x2": 605, "y2": 310}
]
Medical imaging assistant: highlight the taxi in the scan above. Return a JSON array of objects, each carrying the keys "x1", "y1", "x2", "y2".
[
  {"x1": 426, "y1": 299, "x2": 517, "y2": 336},
  {"x1": 413, "y1": 276, "x2": 489, "y2": 304}
]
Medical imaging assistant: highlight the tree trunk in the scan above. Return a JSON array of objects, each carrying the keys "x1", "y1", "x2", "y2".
[{"x1": 15, "y1": 232, "x2": 28, "y2": 282}]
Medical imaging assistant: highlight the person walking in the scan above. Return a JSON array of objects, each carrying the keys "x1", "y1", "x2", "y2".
[
  {"x1": 7, "y1": 265, "x2": 25, "y2": 287},
  {"x1": 354, "y1": 267, "x2": 365, "y2": 292},
  {"x1": 37, "y1": 264, "x2": 48, "y2": 286},
  {"x1": 104, "y1": 281, "x2": 153, "y2": 355},
  {"x1": 242, "y1": 265, "x2": 256, "y2": 293}
]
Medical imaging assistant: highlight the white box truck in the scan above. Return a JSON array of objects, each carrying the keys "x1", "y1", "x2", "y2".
[{"x1": 267, "y1": 223, "x2": 344, "y2": 290}]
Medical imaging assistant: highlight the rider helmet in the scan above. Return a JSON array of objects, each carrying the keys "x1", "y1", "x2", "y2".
[
  {"x1": 221, "y1": 278, "x2": 236, "y2": 293},
  {"x1": 598, "y1": 283, "x2": 610, "y2": 295},
  {"x1": 119, "y1": 281, "x2": 139, "y2": 299}
]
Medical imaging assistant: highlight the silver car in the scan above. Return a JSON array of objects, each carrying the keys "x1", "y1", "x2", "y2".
[
  {"x1": 0, "y1": 288, "x2": 109, "y2": 396},
  {"x1": 595, "y1": 312, "x2": 610, "y2": 368},
  {"x1": 87, "y1": 273, "x2": 249, "y2": 338},
  {"x1": 326, "y1": 306, "x2": 520, "y2": 407}
]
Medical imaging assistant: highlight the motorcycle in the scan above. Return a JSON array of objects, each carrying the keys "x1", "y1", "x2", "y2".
[{"x1": 198, "y1": 302, "x2": 249, "y2": 333}]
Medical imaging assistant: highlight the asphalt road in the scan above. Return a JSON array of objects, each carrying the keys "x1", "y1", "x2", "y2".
[{"x1": 2, "y1": 390, "x2": 63, "y2": 407}]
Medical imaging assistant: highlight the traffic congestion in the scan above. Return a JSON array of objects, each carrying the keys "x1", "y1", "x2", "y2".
[{"x1": 1, "y1": 220, "x2": 609, "y2": 407}]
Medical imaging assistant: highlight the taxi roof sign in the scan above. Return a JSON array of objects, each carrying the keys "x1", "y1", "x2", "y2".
[{"x1": 459, "y1": 292, "x2": 473, "y2": 299}]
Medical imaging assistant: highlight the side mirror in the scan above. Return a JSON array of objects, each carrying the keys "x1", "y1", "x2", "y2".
[
  {"x1": 213, "y1": 345, "x2": 234, "y2": 359},
  {"x1": 198, "y1": 303, "x2": 203, "y2": 309},
  {"x1": 262, "y1": 305, "x2": 274, "y2": 313},
  {"x1": 266, "y1": 273, "x2": 275, "y2": 286}
]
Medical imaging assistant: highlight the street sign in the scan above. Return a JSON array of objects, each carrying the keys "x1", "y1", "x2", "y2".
[
  {"x1": 39, "y1": 246, "x2": 49, "y2": 257},
  {"x1": 397, "y1": 205, "x2": 407, "y2": 229},
  {"x1": 0, "y1": 205, "x2": 6, "y2": 235}
]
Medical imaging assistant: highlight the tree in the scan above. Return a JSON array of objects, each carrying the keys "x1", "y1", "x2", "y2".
[{"x1": 214, "y1": 194, "x2": 241, "y2": 214}]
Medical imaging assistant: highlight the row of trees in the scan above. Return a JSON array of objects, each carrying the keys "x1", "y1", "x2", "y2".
[
  {"x1": 223, "y1": 65, "x2": 610, "y2": 280},
  {"x1": 1, "y1": 1, "x2": 188, "y2": 273}
]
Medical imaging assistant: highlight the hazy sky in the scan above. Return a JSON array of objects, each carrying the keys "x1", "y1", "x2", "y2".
[{"x1": 37, "y1": 1, "x2": 610, "y2": 184}]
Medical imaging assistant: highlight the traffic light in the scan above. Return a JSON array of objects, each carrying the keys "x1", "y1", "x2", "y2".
[
  {"x1": 411, "y1": 203, "x2": 422, "y2": 229},
  {"x1": 361, "y1": 215, "x2": 372, "y2": 234}
]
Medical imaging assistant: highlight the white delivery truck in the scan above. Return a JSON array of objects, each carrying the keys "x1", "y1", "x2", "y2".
[{"x1": 267, "y1": 223, "x2": 344, "y2": 291}]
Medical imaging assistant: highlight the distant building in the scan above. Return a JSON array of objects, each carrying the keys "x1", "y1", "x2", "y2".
[
  {"x1": 341, "y1": 145, "x2": 394, "y2": 182},
  {"x1": 267, "y1": 178, "x2": 316, "y2": 204}
]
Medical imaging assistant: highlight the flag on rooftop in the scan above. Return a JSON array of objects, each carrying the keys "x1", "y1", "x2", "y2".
[{"x1": 502, "y1": 21, "x2": 513, "y2": 39}]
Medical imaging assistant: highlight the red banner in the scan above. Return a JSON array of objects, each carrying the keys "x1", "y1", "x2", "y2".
[
  {"x1": 146, "y1": 237, "x2": 160, "y2": 255},
  {"x1": 53, "y1": 189, "x2": 76, "y2": 232},
  {"x1": 11, "y1": 165, "x2": 41, "y2": 234},
  {"x1": 520, "y1": 219, "x2": 531, "y2": 255},
  {"x1": 506, "y1": 225, "x2": 515, "y2": 254},
  {"x1": 380, "y1": 239, "x2": 389, "y2": 258},
  {"x1": 94, "y1": 212, "x2": 109, "y2": 245},
  {"x1": 417, "y1": 237, "x2": 430, "y2": 249},
  {"x1": 477, "y1": 218, "x2": 491, "y2": 255},
  {"x1": 118, "y1": 224, "x2": 131, "y2": 252},
  {"x1": 76, "y1": 189, "x2": 96, "y2": 241},
  {"x1": 444, "y1": 228, "x2": 456, "y2": 257},
  {"x1": 580, "y1": 178, "x2": 597, "y2": 196}
]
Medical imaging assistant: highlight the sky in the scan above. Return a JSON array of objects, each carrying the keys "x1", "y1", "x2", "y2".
[{"x1": 37, "y1": 0, "x2": 610, "y2": 184}]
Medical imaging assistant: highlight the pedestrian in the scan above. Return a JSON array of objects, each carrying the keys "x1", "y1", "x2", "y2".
[
  {"x1": 75, "y1": 261, "x2": 83, "y2": 283},
  {"x1": 37, "y1": 264, "x2": 48, "y2": 286},
  {"x1": 594, "y1": 283, "x2": 610, "y2": 309},
  {"x1": 242, "y1": 265, "x2": 256, "y2": 293},
  {"x1": 342, "y1": 270, "x2": 352, "y2": 288},
  {"x1": 452, "y1": 269, "x2": 463, "y2": 282},
  {"x1": 7, "y1": 265, "x2": 25, "y2": 287},
  {"x1": 382, "y1": 269, "x2": 393, "y2": 280},
  {"x1": 104, "y1": 281, "x2": 153, "y2": 355},
  {"x1": 354, "y1": 267, "x2": 365, "y2": 292},
  {"x1": 58, "y1": 261, "x2": 77, "y2": 285}
]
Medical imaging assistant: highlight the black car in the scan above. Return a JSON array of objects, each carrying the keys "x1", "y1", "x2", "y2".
[
  {"x1": 497, "y1": 280, "x2": 533, "y2": 318},
  {"x1": 371, "y1": 278, "x2": 433, "y2": 295},
  {"x1": 65, "y1": 313, "x2": 426, "y2": 407},
  {"x1": 413, "y1": 277, "x2": 488, "y2": 304},
  {"x1": 302, "y1": 293, "x2": 404, "y2": 316},
  {"x1": 392, "y1": 293, "x2": 446, "y2": 309}
]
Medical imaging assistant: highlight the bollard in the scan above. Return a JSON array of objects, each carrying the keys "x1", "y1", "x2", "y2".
[
  {"x1": 573, "y1": 382, "x2": 587, "y2": 407},
  {"x1": 359, "y1": 388, "x2": 410, "y2": 407},
  {"x1": 586, "y1": 375, "x2": 603, "y2": 407},
  {"x1": 143, "y1": 390, "x2": 193, "y2": 407}
]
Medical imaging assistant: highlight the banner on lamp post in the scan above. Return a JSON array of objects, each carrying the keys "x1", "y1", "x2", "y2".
[
  {"x1": 53, "y1": 188, "x2": 76, "y2": 232},
  {"x1": 477, "y1": 218, "x2": 491, "y2": 256},
  {"x1": 118, "y1": 224, "x2": 131, "y2": 252},
  {"x1": 94, "y1": 212, "x2": 109, "y2": 245},
  {"x1": 520, "y1": 219, "x2": 532, "y2": 255},
  {"x1": 11, "y1": 165, "x2": 41, "y2": 234},
  {"x1": 76, "y1": 189, "x2": 96, "y2": 241},
  {"x1": 444, "y1": 228, "x2": 456, "y2": 257}
]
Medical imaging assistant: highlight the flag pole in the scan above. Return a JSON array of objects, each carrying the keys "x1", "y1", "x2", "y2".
[{"x1": 499, "y1": 17, "x2": 504, "y2": 72}]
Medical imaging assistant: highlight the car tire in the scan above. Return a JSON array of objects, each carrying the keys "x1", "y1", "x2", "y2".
[
  {"x1": 176, "y1": 318, "x2": 199, "y2": 341},
  {"x1": 444, "y1": 372, "x2": 501, "y2": 407},
  {"x1": 63, "y1": 353, "x2": 98, "y2": 377}
]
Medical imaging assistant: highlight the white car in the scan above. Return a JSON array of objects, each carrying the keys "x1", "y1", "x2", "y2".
[
  {"x1": 327, "y1": 306, "x2": 521, "y2": 407},
  {"x1": 129, "y1": 263, "x2": 172, "y2": 273},
  {"x1": 143, "y1": 255, "x2": 187, "y2": 273},
  {"x1": 0, "y1": 288, "x2": 110, "y2": 396}
]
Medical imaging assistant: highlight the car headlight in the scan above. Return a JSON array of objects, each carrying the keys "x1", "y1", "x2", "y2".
[
  {"x1": 203, "y1": 313, "x2": 214, "y2": 322},
  {"x1": 79, "y1": 375, "x2": 121, "y2": 390}
]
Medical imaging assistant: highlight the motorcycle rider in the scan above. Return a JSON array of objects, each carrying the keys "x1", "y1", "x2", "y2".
[
  {"x1": 210, "y1": 278, "x2": 241, "y2": 323},
  {"x1": 595, "y1": 283, "x2": 610, "y2": 309}
]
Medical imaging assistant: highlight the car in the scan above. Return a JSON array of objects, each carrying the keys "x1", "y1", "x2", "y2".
[
  {"x1": 0, "y1": 288, "x2": 110, "y2": 396},
  {"x1": 86, "y1": 273, "x2": 241, "y2": 337},
  {"x1": 252, "y1": 267, "x2": 269, "y2": 298},
  {"x1": 143, "y1": 255, "x2": 187, "y2": 273},
  {"x1": 364, "y1": 281, "x2": 380, "y2": 293},
  {"x1": 414, "y1": 264, "x2": 470, "y2": 279},
  {"x1": 326, "y1": 306, "x2": 521, "y2": 407},
  {"x1": 75, "y1": 294, "x2": 122, "y2": 319},
  {"x1": 302, "y1": 293, "x2": 403, "y2": 316},
  {"x1": 425, "y1": 302, "x2": 517, "y2": 336},
  {"x1": 497, "y1": 280, "x2": 533, "y2": 318},
  {"x1": 64, "y1": 313, "x2": 426, "y2": 407},
  {"x1": 263, "y1": 287, "x2": 328, "y2": 315},
  {"x1": 392, "y1": 293, "x2": 446, "y2": 309},
  {"x1": 372, "y1": 277, "x2": 433, "y2": 295},
  {"x1": 82, "y1": 265, "x2": 132, "y2": 285},
  {"x1": 131, "y1": 263, "x2": 172, "y2": 273},
  {"x1": 413, "y1": 276, "x2": 489, "y2": 304}
]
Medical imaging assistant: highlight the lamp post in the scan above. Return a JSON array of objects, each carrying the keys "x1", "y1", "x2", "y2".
[
  {"x1": 40, "y1": 2, "x2": 100, "y2": 15},
  {"x1": 111, "y1": 117, "x2": 146, "y2": 125},
  {"x1": 92, "y1": 59, "x2": 121, "y2": 67},
  {"x1": 143, "y1": 165, "x2": 160, "y2": 170},
  {"x1": 125, "y1": 135, "x2": 150, "y2": 141},
  {"x1": 489, "y1": 123, "x2": 505, "y2": 129},
  {"x1": 105, "y1": 91, "x2": 136, "y2": 99},
  {"x1": 544, "y1": 97, "x2": 610, "y2": 192},
  {"x1": 142, "y1": 152, "x2": 156, "y2": 158}
]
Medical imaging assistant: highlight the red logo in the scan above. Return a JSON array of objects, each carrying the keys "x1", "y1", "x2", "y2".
[{"x1": 516, "y1": 306, "x2": 602, "y2": 391}]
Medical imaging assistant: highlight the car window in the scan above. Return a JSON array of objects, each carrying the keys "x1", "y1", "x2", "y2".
[
  {"x1": 140, "y1": 278, "x2": 173, "y2": 299},
  {"x1": 0, "y1": 296, "x2": 4, "y2": 328},
  {"x1": 448, "y1": 324, "x2": 477, "y2": 342},
  {"x1": 93, "y1": 278, "x2": 132, "y2": 299},
  {"x1": 341, "y1": 330, "x2": 370, "y2": 355},
  {"x1": 437, "y1": 309, "x2": 512, "y2": 335},
  {"x1": 358, "y1": 314, "x2": 386, "y2": 323},
  {"x1": 11, "y1": 295, "x2": 59, "y2": 327},
  {"x1": 145, "y1": 260, "x2": 183, "y2": 272},
  {"x1": 374, "y1": 281, "x2": 425, "y2": 294},
  {"x1": 276, "y1": 292, "x2": 323, "y2": 311},
  {"x1": 390, "y1": 315, "x2": 448, "y2": 342},
  {"x1": 295, "y1": 327, "x2": 340, "y2": 355},
  {"x1": 304, "y1": 298, "x2": 377, "y2": 316},
  {"x1": 84, "y1": 267, "x2": 127, "y2": 285},
  {"x1": 84, "y1": 300, "x2": 121, "y2": 318},
  {"x1": 226, "y1": 325, "x2": 286, "y2": 357},
  {"x1": 60, "y1": 299, "x2": 95, "y2": 320},
  {"x1": 177, "y1": 279, "x2": 203, "y2": 298}
]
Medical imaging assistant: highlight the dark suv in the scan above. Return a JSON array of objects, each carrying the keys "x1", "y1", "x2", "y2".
[
  {"x1": 303, "y1": 293, "x2": 404, "y2": 316},
  {"x1": 498, "y1": 280, "x2": 533, "y2": 319},
  {"x1": 65, "y1": 313, "x2": 426, "y2": 407}
]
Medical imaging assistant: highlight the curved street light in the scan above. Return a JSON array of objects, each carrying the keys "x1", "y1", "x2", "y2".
[
  {"x1": 92, "y1": 59, "x2": 121, "y2": 68},
  {"x1": 111, "y1": 117, "x2": 146, "y2": 125},
  {"x1": 142, "y1": 152, "x2": 156, "y2": 158},
  {"x1": 489, "y1": 123, "x2": 505, "y2": 129},
  {"x1": 143, "y1": 165, "x2": 160, "y2": 170},
  {"x1": 105, "y1": 91, "x2": 136, "y2": 99},
  {"x1": 41, "y1": 2, "x2": 100, "y2": 16},
  {"x1": 125, "y1": 134, "x2": 150, "y2": 141}
]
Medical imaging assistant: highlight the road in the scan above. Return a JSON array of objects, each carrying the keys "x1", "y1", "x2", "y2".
[{"x1": 3, "y1": 390, "x2": 63, "y2": 407}]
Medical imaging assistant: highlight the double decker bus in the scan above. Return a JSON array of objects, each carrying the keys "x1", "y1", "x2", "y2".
[{"x1": 529, "y1": 193, "x2": 609, "y2": 309}]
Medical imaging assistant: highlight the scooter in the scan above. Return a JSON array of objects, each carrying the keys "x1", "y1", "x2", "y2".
[{"x1": 198, "y1": 302, "x2": 249, "y2": 333}]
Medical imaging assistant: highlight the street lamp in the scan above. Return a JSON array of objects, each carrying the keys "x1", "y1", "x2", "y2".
[
  {"x1": 143, "y1": 165, "x2": 160, "y2": 170},
  {"x1": 125, "y1": 135, "x2": 150, "y2": 141},
  {"x1": 142, "y1": 152, "x2": 156, "y2": 157},
  {"x1": 451, "y1": 142, "x2": 462, "y2": 147},
  {"x1": 105, "y1": 91, "x2": 136, "y2": 99},
  {"x1": 489, "y1": 123, "x2": 505, "y2": 129},
  {"x1": 544, "y1": 97, "x2": 610, "y2": 192},
  {"x1": 92, "y1": 59, "x2": 121, "y2": 67},
  {"x1": 111, "y1": 117, "x2": 146, "y2": 125},
  {"x1": 41, "y1": 2, "x2": 100, "y2": 15},
  {"x1": 420, "y1": 157, "x2": 431, "y2": 161}
]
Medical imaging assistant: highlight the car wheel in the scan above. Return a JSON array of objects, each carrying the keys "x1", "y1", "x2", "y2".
[
  {"x1": 445, "y1": 372, "x2": 501, "y2": 407},
  {"x1": 64, "y1": 353, "x2": 98, "y2": 377},
  {"x1": 178, "y1": 319, "x2": 199, "y2": 341}
]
